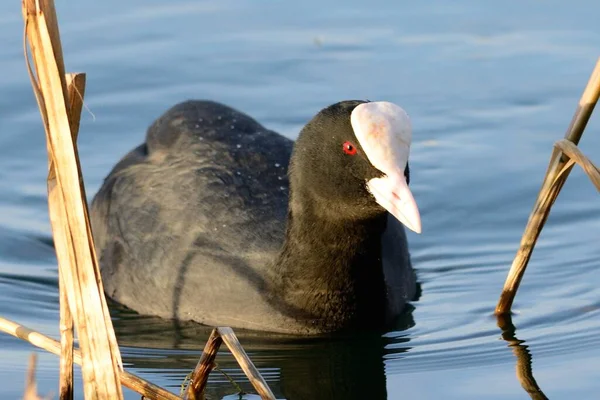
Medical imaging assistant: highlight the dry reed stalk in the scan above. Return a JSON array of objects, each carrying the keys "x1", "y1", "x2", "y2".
[
  {"x1": 58, "y1": 274, "x2": 73, "y2": 400},
  {"x1": 496, "y1": 58, "x2": 600, "y2": 314},
  {"x1": 56, "y1": 72, "x2": 85, "y2": 400},
  {"x1": 22, "y1": 0, "x2": 123, "y2": 398},
  {"x1": 0, "y1": 317, "x2": 180, "y2": 400},
  {"x1": 184, "y1": 329, "x2": 222, "y2": 399},
  {"x1": 33, "y1": 0, "x2": 124, "y2": 374},
  {"x1": 553, "y1": 140, "x2": 600, "y2": 190},
  {"x1": 184, "y1": 328, "x2": 275, "y2": 400},
  {"x1": 218, "y1": 328, "x2": 275, "y2": 400}
]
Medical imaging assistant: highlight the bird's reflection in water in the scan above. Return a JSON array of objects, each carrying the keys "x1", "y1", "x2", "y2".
[
  {"x1": 497, "y1": 313, "x2": 548, "y2": 400},
  {"x1": 111, "y1": 302, "x2": 415, "y2": 400}
]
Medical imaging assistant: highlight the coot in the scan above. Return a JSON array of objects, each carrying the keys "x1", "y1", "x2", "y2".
[{"x1": 91, "y1": 100, "x2": 421, "y2": 334}]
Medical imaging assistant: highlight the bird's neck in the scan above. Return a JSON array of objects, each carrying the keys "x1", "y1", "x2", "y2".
[{"x1": 270, "y1": 195, "x2": 389, "y2": 331}]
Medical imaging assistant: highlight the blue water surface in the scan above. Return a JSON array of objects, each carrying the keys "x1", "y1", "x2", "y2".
[{"x1": 1, "y1": 1, "x2": 599, "y2": 399}]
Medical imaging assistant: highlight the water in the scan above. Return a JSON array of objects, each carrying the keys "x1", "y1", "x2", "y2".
[{"x1": 1, "y1": 0, "x2": 600, "y2": 398}]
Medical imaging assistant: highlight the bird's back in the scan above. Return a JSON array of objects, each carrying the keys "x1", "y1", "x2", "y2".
[{"x1": 91, "y1": 100, "x2": 301, "y2": 330}]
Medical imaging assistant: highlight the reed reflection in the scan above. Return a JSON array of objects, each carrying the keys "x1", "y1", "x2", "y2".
[{"x1": 497, "y1": 314, "x2": 548, "y2": 400}]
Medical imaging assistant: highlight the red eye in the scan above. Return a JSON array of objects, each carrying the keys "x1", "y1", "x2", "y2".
[{"x1": 343, "y1": 141, "x2": 357, "y2": 155}]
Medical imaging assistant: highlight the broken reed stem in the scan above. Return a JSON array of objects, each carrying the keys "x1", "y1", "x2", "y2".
[
  {"x1": 184, "y1": 329, "x2": 222, "y2": 399},
  {"x1": 184, "y1": 328, "x2": 275, "y2": 400},
  {"x1": 497, "y1": 315, "x2": 548, "y2": 400},
  {"x1": 1, "y1": 317, "x2": 274, "y2": 400},
  {"x1": 0, "y1": 317, "x2": 180, "y2": 400},
  {"x1": 218, "y1": 328, "x2": 275, "y2": 400},
  {"x1": 554, "y1": 140, "x2": 600, "y2": 190},
  {"x1": 496, "y1": 58, "x2": 600, "y2": 314},
  {"x1": 23, "y1": 0, "x2": 123, "y2": 398}
]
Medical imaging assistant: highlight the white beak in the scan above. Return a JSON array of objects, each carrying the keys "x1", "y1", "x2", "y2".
[{"x1": 367, "y1": 174, "x2": 422, "y2": 234}]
